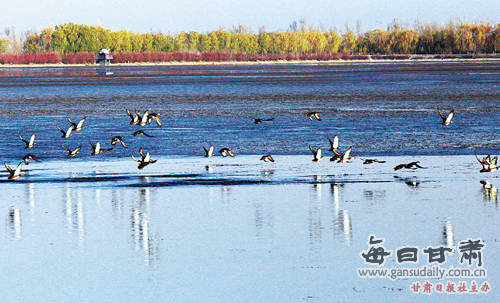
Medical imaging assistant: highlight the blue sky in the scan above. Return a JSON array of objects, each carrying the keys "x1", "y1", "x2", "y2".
[{"x1": 2, "y1": 0, "x2": 498, "y2": 33}]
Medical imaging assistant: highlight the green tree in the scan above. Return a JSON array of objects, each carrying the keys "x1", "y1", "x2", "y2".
[
  {"x1": 141, "y1": 33, "x2": 154, "y2": 52},
  {"x1": 186, "y1": 31, "x2": 200, "y2": 52},
  {"x1": 130, "y1": 33, "x2": 143, "y2": 52},
  {"x1": 258, "y1": 31, "x2": 272, "y2": 54},
  {"x1": 324, "y1": 31, "x2": 342, "y2": 53},
  {"x1": 0, "y1": 39, "x2": 8, "y2": 53},
  {"x1": 340, "y1": 30, "x2": 357, "y2": 54}
]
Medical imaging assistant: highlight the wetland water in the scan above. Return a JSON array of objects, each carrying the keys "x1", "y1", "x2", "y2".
[{"x1": 0, "y1": 62, "x2": 499, "y2": 302}]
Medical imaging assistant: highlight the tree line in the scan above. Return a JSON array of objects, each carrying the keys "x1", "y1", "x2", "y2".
[
  {"x1": 17, "y1": 23, "x2": 500, "y2": 54},
  {"x1": 16, "y1": 22, "x2": 498, "y2": 56}
]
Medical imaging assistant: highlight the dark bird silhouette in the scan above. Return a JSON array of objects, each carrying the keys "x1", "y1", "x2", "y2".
[
  {"x1": 203, "y1": 146, "x2": 214, "y2": 158},
  {"x1": 132, "y1": 130, "x2": 154, "y2": 137},
  {"x1": 394, "y1": 161, "x2": 425, "y2": 171},
  {"x1": 307, "y1": 112, "x2": 321, "y2": 121},
  {"x1": 23, "y1": 154, "x2": 39, "y2": 165},
  {"x1": 253, "y1": 118, "x2": 274, "y2": 124},
  {"x1": 260, "y1": 155, "x2": 275, "y2": 162},
  {"x1": 363, "y1": 159, "x2": 386, "y2": 165}
]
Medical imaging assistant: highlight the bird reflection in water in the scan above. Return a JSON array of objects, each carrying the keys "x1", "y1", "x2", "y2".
[
  {"x1": 309, "y1": 180, "x2": 323, "y2": 254},
  {"x1": 205, "y1": 165, "x2": 214, "y2": 173},
  {"x1": 95, "y1": 188, "x2": 102, "y2": 208},
  {"x1": 330, "y1": 183, "x2": 352, "y2": 246},
  {"x1": 8, "y1": 208, "x2": 22, "y2": 240},
  {"x1": 442, "y1": 220, "x2": 454, "y2": 248},
  {"x1": 253, "y1": 200, "x2": 275, "y2": 241},
  {"x1": 130, "y1": 187, "x2": 160, "y2": 266},
  {"x1": 26, "y1": 183, "x2": 35, "y2": 219},
  {"x1": 139, "y1": 176, "x2": 151, "y2": 184},
  {"x1": 137, "y1": 188, "x2": 151, "y2": 210},
  {"x1": 254, "y1": 202, "x2": 263, "y2": 238},
  {"x1": 111, "y1": 188, "x2": 125, "y2": 217},
  {"x1": 480, "y1": 180, "x2": 498, "y2": 205},
  {"x1": 394, "y1": 176, "x2": 420, "y2": 188},
  {"x1": 363, "y1": 189, "x2": 386, "y2": 201},
  {"x1": 261, "y1": 169, "x2": 274, "y2": 177},
  {"x1": 220, "y1": 187, "x2": 233, "y2": 204},
  {"x1": 312, "y1": 175, "x2": 322, "y2": 200},
  {"x1": 64, "y1": 186, "x2": 85, "y2": 246}
]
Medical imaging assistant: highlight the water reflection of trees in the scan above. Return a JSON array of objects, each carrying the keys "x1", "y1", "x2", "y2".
[
  {"x1": 26, "y1": 183, "x2": 35, "y2": 218},
  {"x1": 442, "y1": 219, "x2": 454, "y2": 248},
  {"x1": 8, "y1": 208, "x2": 22, "y2": 240},
  {"x1": 306, "y1": 180, "x2": 353, "y2": 254},
  {"x1": 130, "y1": 188, "x2": 160, "y2": 267},
  {"x1": 253, "y1": 199, "x2": 274, "y2": 240},
  {"x1": 330, "y1": 184, "x2": 352, "y2": 246},
  {"x1": 309, "y1": 179, "x2": 323, "y2": 249},
  {"x1": 63, "y1": 185, "x2": 85, "y2": 246}
]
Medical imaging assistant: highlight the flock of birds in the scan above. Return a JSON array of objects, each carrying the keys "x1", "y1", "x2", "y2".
[{"x1": 3, "y1": 109, "x2": 499, "y2": 189}]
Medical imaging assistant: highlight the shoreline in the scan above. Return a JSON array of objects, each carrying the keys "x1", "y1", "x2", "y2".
[{"x1": 1, "y1": 57, "x2": 499, "y2": 68}]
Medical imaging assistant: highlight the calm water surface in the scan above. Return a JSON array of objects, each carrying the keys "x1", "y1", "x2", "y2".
[{"x1": 0, "y1": 62, "x2": 499, "y2": 302}]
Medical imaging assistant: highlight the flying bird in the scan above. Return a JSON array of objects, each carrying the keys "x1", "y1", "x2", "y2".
[
  {"x1": 126, "y1": 109, "x2": 139, "y2": 125},
  {"x1": 61, "y1": 145, "x2": 82, "y2": 158},
  {"x1": 335, "y1": 146, "x2": 355, "y2": 163},
  {"x1": 328, "y1": 136, "x2": 341, "y2": 152},
  {"x1": 138, "y1": 110, "x2": 150, "y2": 126},
  {"x1": 363, "y1": 159, "x2": 386, "y2": 165},
  {"x1": 219, "y1": 148, "x2": 235, "y2": 157},
  {"x1": 203, "y1": 146, "x2": 214, "y2": 158},
  {"x1": 132, "y1": 130, "x2": 154, "y2": 137},
  {"x1": 394, "y1": 161, "x2": 426, "y2": 171},
  {"x1": 23, "y1": 154, "x2": 39, "y2": 165},
  {"x1": 147, "y1": 113, "x2": 162, "y2": 127},
  {"x1": 90, "y1": 142, "x2": 113, "y2": 155},
  {"x1": 111, "y1": 136, "x2": 127, "y2": 148},
  {"x1": 330, "y1": 154, "x2": 341, "y2": 162},
  {"x1": 438, "y1": 109, "x2": 454, "y2": 125},
  {"x1": 4, "y1": 162, "x2": 24, "y2": 180},
  {"x1": 19, "y1": 134, "x2": 36, "y2": 149},
  {"x1": 260, "y1": 155, "x2": 275, "y2": 162},
  {"x1": 57, "y1": 125, "x2": 74, "y2": 138},
  {"x1": 476, "y1": 155, "x2": 498, "y2": 173},
  {"x1": 307, "y1": 112, "x2": 321, "y2": 121},
  {"x1": 253, "y1": 118, "x2": 274, "y2": 124},
  {"x1": 67, "y1": 116, "x2": 87, "y2": 131},
  {"x1": 309, "y1": 146, "x2": 323, "y2": 162},
  {"x1": 132, "y1": 148, "x2": 157, "y2": 169}
]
